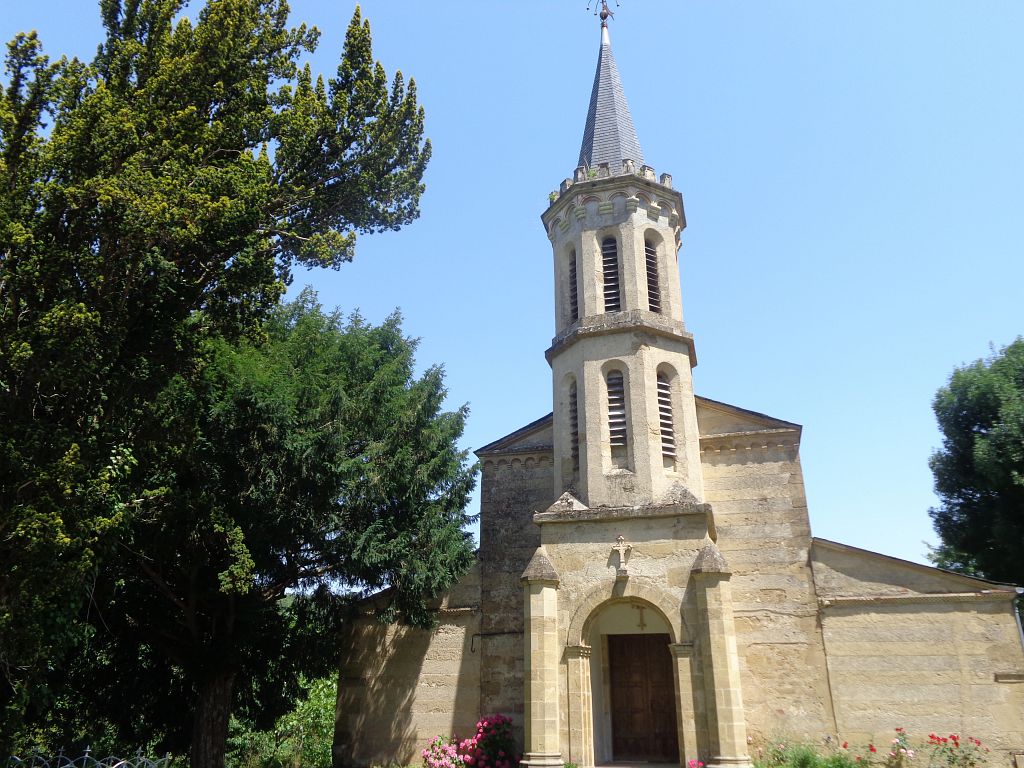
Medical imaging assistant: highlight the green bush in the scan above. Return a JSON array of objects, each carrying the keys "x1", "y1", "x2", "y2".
[{"x1": 226, "y1": 677, "x2": 336, "y2": 768}]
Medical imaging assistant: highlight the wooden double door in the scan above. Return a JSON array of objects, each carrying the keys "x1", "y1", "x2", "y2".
[{"x1": 607, "y1": 633, "x2": 679, "y2": 762}]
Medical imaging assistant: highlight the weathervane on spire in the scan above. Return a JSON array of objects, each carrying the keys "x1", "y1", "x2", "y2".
[{"x1": 586, "y1": 0, "x2": 620, "y2": 26}]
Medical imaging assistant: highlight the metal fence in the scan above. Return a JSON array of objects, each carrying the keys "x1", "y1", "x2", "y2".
[{"x1": 8, "y1": 751, "x2": 172, "y2": 768}]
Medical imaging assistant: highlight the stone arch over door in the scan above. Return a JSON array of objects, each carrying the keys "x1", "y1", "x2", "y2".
[
  {"x1": 563, "y1": 579, "x2": 698, "y2": 768},
  {"x1": 567, "y1": 577, "x2": 686, "y2": 646}
]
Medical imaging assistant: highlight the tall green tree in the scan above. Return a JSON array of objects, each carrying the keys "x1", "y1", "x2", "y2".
[
  {"x1": 25, "y1": 292, "x2": 475, "y2": 765},
  {"x1": 929, "y1": 338, "x2": 1024, "y2": 587},
  {"x1": 0, "y1": 0, "x2": 430, "y2": 752}
]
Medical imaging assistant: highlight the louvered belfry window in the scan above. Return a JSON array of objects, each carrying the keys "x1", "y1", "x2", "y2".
[
  {"x1": 602, "y1": 237, "x2": 621, "y2": 312},
  {"x1": 657, "y1": 372, "x2": 676, "y2": 465},
  {"x1": 569, "y1": 250, "x2": 579, "y2": 322},
  {"x1": 569, "y1": 381, "x2": 580, "y2": 473},
  {"x1": 646, "y1": 240, "x2": 662, "y2": 313},
  {"x1": 607, "y1": 370, "x2": 628, "y2": 467}
]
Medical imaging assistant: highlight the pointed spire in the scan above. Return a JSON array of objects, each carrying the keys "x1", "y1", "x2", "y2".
[{"x1": 578, "y1": 15, "x2": 644, "y2": 171}]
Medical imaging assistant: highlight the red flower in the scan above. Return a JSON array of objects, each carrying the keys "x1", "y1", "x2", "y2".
[
  {"x1": 869, "y1": 745, "x2": 877, "y2": 753},
  {"x1": 842, "y1": 742, "x2": 849, "y2": 750}
]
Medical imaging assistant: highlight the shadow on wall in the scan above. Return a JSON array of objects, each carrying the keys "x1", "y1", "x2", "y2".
[
  {"x1": 334, "y1": 621, "x2": 429, "y2": 766},
  {"x1": 333, "y1": 609, "x2": 483, "y2": 768}
]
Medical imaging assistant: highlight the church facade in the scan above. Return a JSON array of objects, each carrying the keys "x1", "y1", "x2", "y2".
[{"x1": 334, "y1": 14, "x2": 1024, "y2": 768}]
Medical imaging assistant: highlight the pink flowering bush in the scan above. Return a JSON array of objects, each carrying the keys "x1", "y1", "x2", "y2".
[
  {"x1": 470, "y1": 714, "x2": 519, "y2": 768},
  {"x1": 422, "y1": 736, "x2": 463, "y2": 768},
  {"x1": 422, "y1": 714, "x2": 521, "y2": 768}
]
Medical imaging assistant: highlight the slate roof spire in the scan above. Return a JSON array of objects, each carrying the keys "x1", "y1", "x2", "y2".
[{"x1": 578, "y1": 11, "x2": 644, "y2": 171}]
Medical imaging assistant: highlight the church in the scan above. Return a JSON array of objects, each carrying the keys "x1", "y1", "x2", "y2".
[{"x1": 334, "y1": 9, "x2": 1024, "y2": 768}]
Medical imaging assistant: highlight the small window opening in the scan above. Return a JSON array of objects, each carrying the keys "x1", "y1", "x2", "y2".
[
  {"x1": 657, "y1": 372, "x2": 676, "y2": 468},
  {"x1": 569, "y1": 250, "x2": 579, "y2": 322},
  {"x1": 602, "y1": 238, "x2": 621, "y2": 312},
  {"x1": 607, "y1": 370, "x2": 628, "y2": 468},
  {"x1": 646, "y1": 240, "x2": 662, "y2": 313},
  {"x1": 569, "y1": 381, "x2": 580, "y2": 474}
]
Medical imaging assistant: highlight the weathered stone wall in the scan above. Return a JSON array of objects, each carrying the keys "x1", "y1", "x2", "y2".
[
  {"x1": 812, "y1": 540, "x2": 1024, "y2": 758},
  {"x1": 699, "y1": 428, "x2": 837, "y2": 743},
  {"x1": 478, "y1": 450, "x2": 555, "y2": 735},
  {"x1": 819, "y1": 598, "x2": 1024, "y2": 756},
  {"x1": 334, "y1": 566, "x2": 482, "y2": 767}
]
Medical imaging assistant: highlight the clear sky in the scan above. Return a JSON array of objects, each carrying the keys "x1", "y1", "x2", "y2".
[{"x1": 4, "y1": 1, "x2": 1023, "y2": 565}]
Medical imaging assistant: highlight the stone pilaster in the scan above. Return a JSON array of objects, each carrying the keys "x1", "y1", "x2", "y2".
[
  {"x1": 521, "y1": 548, "x2": 563, "y2": 768},
  {"x1": 566, "y1": 645, "x2": 595, "y2": 768},
  {"x1": 692, "y1": 544, "x2": 753, "y2": 768},
  {"x1": 670, "y1": 642, "x2": 699, "y2": 767}
]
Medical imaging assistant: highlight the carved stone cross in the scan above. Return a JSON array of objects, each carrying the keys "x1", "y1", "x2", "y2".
[
  {"x1": 612, "y1": 535, "x2": 631, "y2": 581},
  {"x1": 632, "y1": 603, "x2": 647, "y2": 630}
]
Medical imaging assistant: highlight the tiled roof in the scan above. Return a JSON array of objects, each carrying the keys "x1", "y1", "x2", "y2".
[{"x1": 578, "y1": 24, "x2": 644, "y2": 170}]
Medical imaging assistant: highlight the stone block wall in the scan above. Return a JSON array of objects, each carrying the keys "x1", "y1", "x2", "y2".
[
  {"x1": 700, "y1": 438, "x2": 837, "y2": 742},
  {"x1": 478, "y1": 452, "x2": 555, "y2": 733},
  {"x1": 812, "y1": 540, "x2": 1024, "y2": 758},
  {"x1": 819, "y1": 598, "x2": 1024, "y2": 756},
  {"x1": 334, "y1": 567, "x2": 482, "y2": 767}
]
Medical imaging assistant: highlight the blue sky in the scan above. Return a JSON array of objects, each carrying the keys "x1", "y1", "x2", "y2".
[{"x1": 5, "y1": 1, "x2": 1023, "y2": 565}]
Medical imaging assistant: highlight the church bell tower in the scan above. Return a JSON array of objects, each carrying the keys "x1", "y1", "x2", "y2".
[{"x1": 543, "y1": 9, "x2": 702, "y2": 508}]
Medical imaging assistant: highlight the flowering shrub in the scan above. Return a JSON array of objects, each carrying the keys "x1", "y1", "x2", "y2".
[
  {"x1": 754, "y1": 729, "x2": 988, "y2": 768},
  {"x1": 927, "y1": 733, "x2": 989, "y2": 768},
  {"x1": 471, "y1": 714, "x2": 519, "y2": 768},
  {"x1": 881, "y1": 727, "x2": 915, "y2": 768},
  {"x1": 423, "y1": 736, "x2": 463, "y2": 768},
  {"x1": 423, "y1": 714, "x2": 521, "y2": 768}
]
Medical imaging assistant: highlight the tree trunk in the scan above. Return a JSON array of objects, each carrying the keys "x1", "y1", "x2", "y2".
[{"x1": 191, "y1": 669, "x2": 237, "y2": 768}]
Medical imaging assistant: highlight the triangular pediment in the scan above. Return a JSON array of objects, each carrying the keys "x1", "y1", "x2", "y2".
[
  {"x1": 696, "y1": 395, "x2": 801, "y2": 437},
  {"x1": 475, "y1": 413, "x2": 553, "y2": 457}
]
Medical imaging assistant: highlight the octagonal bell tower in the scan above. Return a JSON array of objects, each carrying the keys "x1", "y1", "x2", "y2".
[{"x1": 542, "y1": 15, "x2": 702, "y2": 509}]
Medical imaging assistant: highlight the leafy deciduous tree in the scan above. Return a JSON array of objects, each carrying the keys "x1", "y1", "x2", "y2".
[{"x1": 929, "y1": 337, "x2": 1024, "y2": 588}]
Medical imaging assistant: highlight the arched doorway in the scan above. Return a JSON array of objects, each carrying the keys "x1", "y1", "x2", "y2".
[{"x1": 587, "y1": 600, "x2": 679, "y2": 764}]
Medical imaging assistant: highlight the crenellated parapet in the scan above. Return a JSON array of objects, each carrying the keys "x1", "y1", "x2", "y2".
[{"x1": 544, "y1": 162, "x2": 685, "y2": 246}]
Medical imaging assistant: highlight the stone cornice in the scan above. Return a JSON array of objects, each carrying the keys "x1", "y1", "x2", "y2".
[
  {"x1": 534, "y1": 499, "x2": 716, "y2": 540},
  {"x1": 437, "y1": 606, "x2": 479, "y2": 616},
  {"x1": 700, "y1": 429, "x2": 800, "y2": 454},
  {"x1": 566, "y1": 645, "x2": 593, "y2": 659},
  {"x1": 546, "y1": 310, "x2": 696, "y2": 365},
  {"x1": 479, "y1": 445, "x2": 553, "y2": 460},
  {"x1": 669, "y1": 642, "x2": 695, "y2": 658},
  {"x1": 818, "y1": 590, "x2": 1018, "y2": 608}
]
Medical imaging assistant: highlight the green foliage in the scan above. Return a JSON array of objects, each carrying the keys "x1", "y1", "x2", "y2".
[
  {"x1": 11, "y1": 292, "x2": 475, "y2": 759},
  {"x1": 758, "y1": 743, "x2": 826, "y2": 768},
  {"x1": 928, "y1": 338, "x2": 1024, "y2": 587},
  {"x1": 753, "y1": 730, "x2": 990, "y2": 768},
  {"x1": 226, "y1": 676, "x2": 336, "y2": 768},
  {"x1": 1, "y1": 0, "x2": 431, "y2": 755}
]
